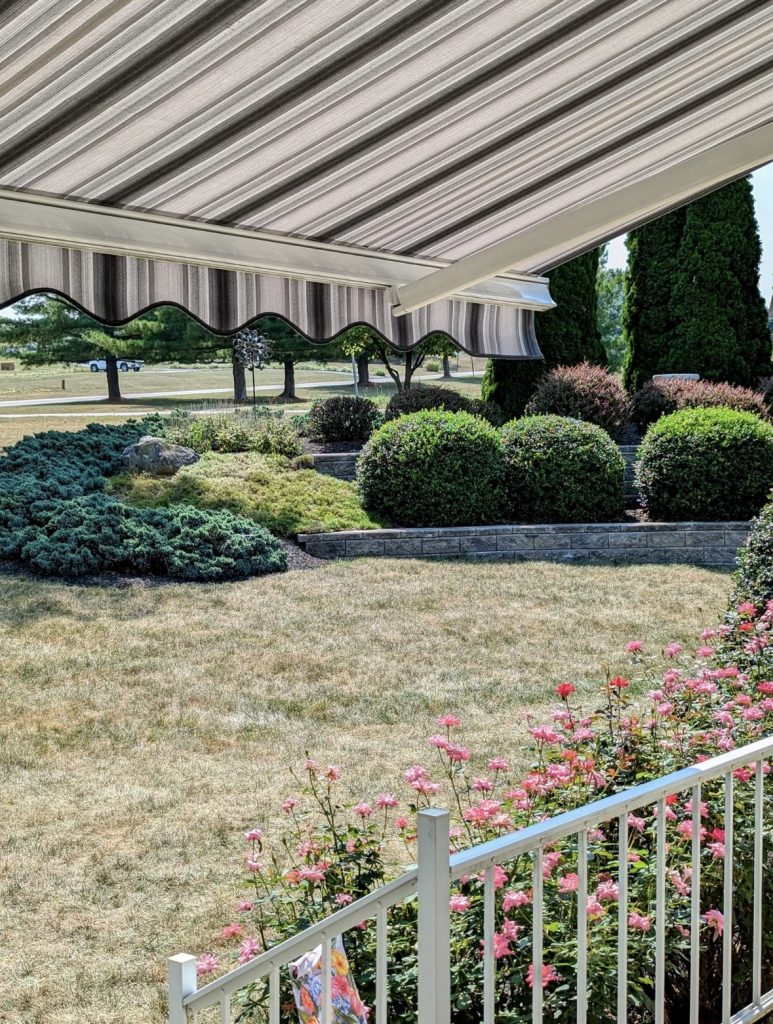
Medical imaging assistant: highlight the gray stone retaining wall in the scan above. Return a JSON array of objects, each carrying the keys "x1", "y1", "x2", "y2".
[
  {"x1": 311, "y1": 445, "x2": 644, "y2": 505},
  {"x1": 298, "y1": 521, "x2": 749, "y2": 567}
]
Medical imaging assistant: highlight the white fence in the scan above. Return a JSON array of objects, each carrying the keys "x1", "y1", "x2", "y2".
[{"x1": 169, "y1": 735, "x2": 773, "y2": 1024}]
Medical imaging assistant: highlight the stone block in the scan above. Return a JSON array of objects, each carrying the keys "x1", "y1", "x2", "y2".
[
  {"x1": 533, "y1": 533, "x2": 571, "y2": 549},
  {"x1": 345, "y1": 538, "x2": 386, "y2": 556},
  {"x1": 459, "y1": 535, "x2": 499, "y2": 553},
  {"x1": 608, "y1": 531, "x2": 649, "y2": 548},
  {"x1": 422, "y1": 538, "x2": 461, "y2": 555},
  {"x1": 496, "y1": 533, "x2": 535, "y2": 550},
  {"x1": 571, "y1": 532, "x2": 609, "y2": 549},
  {"x1": 383, "y1": 538, "x2": 424, "y2": 556},
  {"x1": 305, "y1": 540, "x2": 346, "y2": 558},
  {"x1": 648, "y1": 531, "x2": 686, "y2": 547}
]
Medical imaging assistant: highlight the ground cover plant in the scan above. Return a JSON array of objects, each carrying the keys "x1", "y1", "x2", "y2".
[
  {"x1": 0, "y1": 420, "x2": 287, "y2": 580},
  {"x1": 358, "y1": 410, "x2": 506, "y2": 527},
  {"x1": 111, "y1": 451, "x2": 382, "y2": 536},
  {"x1": 0, "y1": 559, "x2": 729, "y2": 1024},
  {"x1": 636, "y1": 407, "x2": 773, "y2": 521},
  {"x1": 500, "y1": 415, "x2": 624, "y2": 523}
]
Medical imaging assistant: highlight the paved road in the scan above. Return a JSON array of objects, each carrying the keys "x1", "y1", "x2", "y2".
[{"x1": 0, "y1": 370, "x2": 483, "y2": 410}]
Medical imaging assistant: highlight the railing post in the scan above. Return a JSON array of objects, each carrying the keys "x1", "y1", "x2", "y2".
[
  {"x1": 417, "y1": 808, "x2": 451, "y2": 1024},
  {"x1": 168, "y1": 953, "x2": 197, "y2": 1024}
]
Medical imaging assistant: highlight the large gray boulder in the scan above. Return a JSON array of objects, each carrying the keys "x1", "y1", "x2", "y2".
[{"x1": 121, "y1": 435, "x2": 199, "y2": 476}]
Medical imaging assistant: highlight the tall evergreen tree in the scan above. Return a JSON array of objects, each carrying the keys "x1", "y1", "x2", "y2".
[
  {"x1": 481, "y1": 248, "x2": 604, "y2": 419},
  {"x1": 669, "y1": 178, "x2": 771, "y2": 386},
  {"x1": 623, "y1": 178, "x2": 771, "y2": 389},
  {"x1": 621, "y1": 209, "x2": 686, "y2": 392}
]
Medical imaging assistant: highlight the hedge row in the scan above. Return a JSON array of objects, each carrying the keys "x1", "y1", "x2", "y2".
[
  {"x1": 357, "y1": 407, "x2": 773, "y2": 529},
  {"x1": 0, "y1": 420, "x2": 287, "y2": 580},
  {"x1": 357, "y1": 411, "x2": 624, "y2": 527}
]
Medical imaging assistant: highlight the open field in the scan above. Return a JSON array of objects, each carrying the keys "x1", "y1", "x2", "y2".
[{"x1": 0, "y1": 559, "x2": 730, "y2": 1023}]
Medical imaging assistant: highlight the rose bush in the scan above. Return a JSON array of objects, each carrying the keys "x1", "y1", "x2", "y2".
[{"x1": 198, "y1": 605, "x2": 773, "y2": 1023}]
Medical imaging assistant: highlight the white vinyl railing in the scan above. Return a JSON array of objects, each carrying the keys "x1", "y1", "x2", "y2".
[{"x1": 169, "y1": 735, "x2": 773, "y2": 1024}]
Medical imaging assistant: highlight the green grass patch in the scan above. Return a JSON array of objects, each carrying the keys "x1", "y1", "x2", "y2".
[{"x1": 109, "y1": 451, "x2": 384, "y2": 536}]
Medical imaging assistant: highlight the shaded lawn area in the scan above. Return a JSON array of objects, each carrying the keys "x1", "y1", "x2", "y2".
[{"x1": 0, "y1": 559, "x2": 730, "y2": 1024}]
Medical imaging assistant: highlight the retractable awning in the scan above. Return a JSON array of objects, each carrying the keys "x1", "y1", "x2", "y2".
[{"x1": 0, "y1": 0, "x2": 772, "y2": 354}]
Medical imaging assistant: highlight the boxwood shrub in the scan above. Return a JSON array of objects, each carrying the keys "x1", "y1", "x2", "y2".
[
  {"x1": 500, "y1": 415, "x2": 625, "y2": 523},
  {"x1": 637, "y1": 408, "x2": 773, "y2": 521},
  {"x1": 357, "y1": 410, "x2": 506, "y2": 527},
  {"x1": 307, "y1": 396, "x2": 382, "y2": 443},
  {"x1": 732, "y1": 497, "x2": 773, "y2": 606}
]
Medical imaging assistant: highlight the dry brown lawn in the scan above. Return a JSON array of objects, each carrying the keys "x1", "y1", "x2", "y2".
[{"x1": 0, "y1": 559, "x2": 730, "y2": 1023}]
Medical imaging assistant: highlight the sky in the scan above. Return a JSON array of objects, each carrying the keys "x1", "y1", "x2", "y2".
[{"x1": 608, "y1": 162, "x2": 773, "y2": 301}]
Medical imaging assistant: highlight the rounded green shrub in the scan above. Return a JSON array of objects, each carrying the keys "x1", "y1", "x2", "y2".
[
  {"x1": 637, "y1": 407, "x2": 773, "y2": 521},
  {"x1": 384, "y1": 384, "x2": 469, "y2": 420},
  {"x1": 524, "y1": 362, "x2": 631, "y2": 439},
  {"x1": 357, "y1": 410, "x2": 506, "y2": 527},
  {"x1": 307, "y1": 396, "x2": 382, "y2": 443},
  {"x1": 733, "y1": 498, "x2": 773, "y2": 606},
  {"x1": 500, "y1": 415, "x2": 625, "y2": 523}
]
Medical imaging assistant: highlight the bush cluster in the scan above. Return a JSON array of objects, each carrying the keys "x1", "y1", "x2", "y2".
[
  {"x1": 202, "y1": 610, "x2": 773, "y2": 1024},
  {"x1": 501, "y1": 415, "x2": 624, "y2": 523},
  {"x1": 0, "y1": 420, "x2": 287, "y2": 580},
  {"x1": 307, "y1": 396, "x2": 382, "y2": 443},
  {"x1": 733, "y1": 497, "x2": 773, "y2": 606},
  {"x1": 524, "y1": 362, "x2": 631, "y2": 438},
  {"x1": 636, "y1": 407, "x2": 773, "y2": 522},
  {"x1": 357, "y1": 411, "x2": 506, "y2": 527},
  {"x1": 633, "y1": 377, "x2": 770, "y2": 428},
  {"x1": 164, "y1": 408, "x2": 301, "y2": 458},
  {"x1": 384, "y1": 384, "x2": 505, "y2": 426}
]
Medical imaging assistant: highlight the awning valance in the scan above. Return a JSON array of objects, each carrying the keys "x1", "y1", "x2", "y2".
[
  {"x1": 0, "y1": 0, "x2": 772, "y2": 349},
  {"x1": 0, "y1": 239, "x2": 542, "y2": 357}
]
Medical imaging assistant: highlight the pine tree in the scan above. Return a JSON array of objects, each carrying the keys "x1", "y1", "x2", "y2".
[
  {"x1": 621, "y1": 209, "x2": 686, "y2": 392},
  {"x1": 481, "y1": 248, "x2": 604, "y2": 419},
  {"x1": 669, "y1": 178, "x2": 771, "y2": 386}
]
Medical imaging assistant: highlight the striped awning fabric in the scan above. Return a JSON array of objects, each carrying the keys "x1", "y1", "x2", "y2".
[
  {"x1": 0, "y1": 0, "x2": 771, "y2": 351},
  {"x1": 0, "y1": 237, "x2": 540, "y2": 356}
]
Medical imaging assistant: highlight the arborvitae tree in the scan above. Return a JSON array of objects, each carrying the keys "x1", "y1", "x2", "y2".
[
  {"x1": 481, "y1": 248, "x2": 604, "y2": 419},
  {"x1": 669, "y1": 178, "x2": 771, "y2": 386},
  {"x1": 596, "y1": 246, "x2": 627, "y2": 372},
  {"x1": 621, "y1": 209, "x2": 686, "y2": 392}
]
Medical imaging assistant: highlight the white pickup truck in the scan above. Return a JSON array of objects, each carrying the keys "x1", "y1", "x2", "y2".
[{"x1": 87, "y1": 358, "x2": 144, "y2": 373}]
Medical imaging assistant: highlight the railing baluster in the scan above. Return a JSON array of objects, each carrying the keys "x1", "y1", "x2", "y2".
[
  {"x1": 753, "y1": 761, "x2": 763, "y2": 1007},
  {"x1": 532, "y1": 847, "x2": 544, "y2": 1024},
  {"x1": 483, "y1": 865, "x2": 495, "y2": 1024},
  {"x1": 723, "y1": 772, "x2": 734, "y2": 1024},
  {"x1": 577, "y1": 830, "x2": 588, "y2": 1024},
  {"x1": 690, "y1": 783, "x2": 701, "y2": 1024},
  {"x1": 167, "y1": 954, "x2": 197, "y2": 1024},
  {"x1": 321, "y1": 936, "x2": 332, "y2": 1024},
  {"x1": 269, "y1": 966, "x2": 280, "y2": 1024},
  {"x1": 219, "y1": 991, "x2": 230, "y2": 1024},
  {"x1": 617, "y1": 814, "x2": 628, "y2": 1024},
  {"x1": 417, "y1": 808, "x2": 451, "y2": 1024},
  {"x1": 376, "y1": 906, "x2": 388, "y2": 1024},
  {"x1": 655, "y1": 798, "x2": 666, "y2": 1024}
]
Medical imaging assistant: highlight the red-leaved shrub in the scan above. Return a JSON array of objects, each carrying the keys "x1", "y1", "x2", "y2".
[
  {"x1": 633, "y1": 377, "x2": 769, "y2": 428},
  {"x1": 524, "y1": 362, "x2": 631, "y2": 439}
]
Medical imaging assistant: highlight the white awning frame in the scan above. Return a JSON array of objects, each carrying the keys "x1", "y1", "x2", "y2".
[
  {"x1": 0, "y1": 188, "x2": 553, "y2": 312},
  {"x1": 391, "y1": 120, "x2": 773, "y2": 313}
]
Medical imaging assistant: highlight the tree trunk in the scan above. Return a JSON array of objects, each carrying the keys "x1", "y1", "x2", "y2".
[
  {"x1": 232, "y1": 356, "x2": 247, "y2": 403},
  {"x1": 356, "y1": 352, "x2": 371, "y2": 388},
  {"x1": 281, "y1": 359, "x2": 297, "y2": 400},
  {"x1": 442, "y1": 354, "x2": 452, "y2": 378},
  {"x1": 403, "y1": 353, "x2": 414, "y2": 390},
  {"x1": 105, "y1": 354, "x2": 122, "y2": 402}
]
